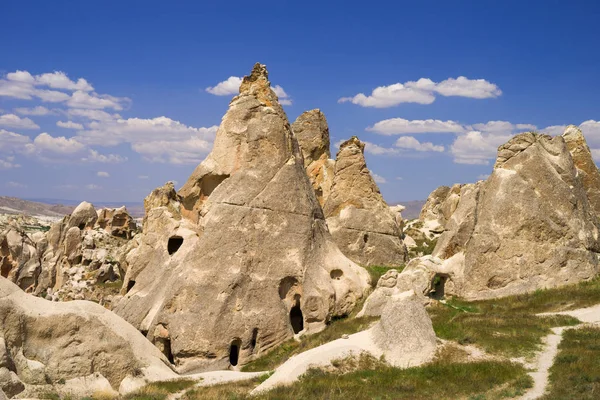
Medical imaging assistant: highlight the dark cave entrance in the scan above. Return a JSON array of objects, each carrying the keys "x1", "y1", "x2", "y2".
[
  {"x1": 163, "y1": 338, "x2": 174, "y2": 364},
  {"x1": 229, "y1": 339, "x2": 241, "y2": 366},
  {"x1": 126, "y1": 280, "x2": 136, "y2": 293},
  {"x1": 428, "y1": 274, "x2": 448, "y2": 300},
  {"x1": 250, "y1": 328, "x2": 259, "y2": 353},
  {"x1": 290, "y1": 298, "x2": 304, "y2": 334},
  {"x1": 168, "y1": 236, "x2": 183, "y2": 255}
]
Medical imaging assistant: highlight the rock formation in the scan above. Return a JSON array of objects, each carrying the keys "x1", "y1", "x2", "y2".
[
  {"x1": 114, "y1": 63, "x2": 370, "y2": 373},
  {"x1": 323, "y1": 137, "x2": 407, "y2": 267},
  {"x1": 291, "y1": 110, "x2": 335, "y2": 206},
  {"x1": 373, "y1": 131, "x2": 600, "y2": 302},
  {"x1": 563, "y1": 125, "x2": 600, "y2": 217},
  {"x1": 26, "y1": 202, "x2": 138, "y2": 306},
  {"x1": 97, "y1": 206, "x2": 138, "y2": 239},
  {"x1": 0, "y1": 277, "x2": 176, "y2": 397},
  {"x1": 418, "y1": 184, "x2": 463, "y2": 234}
]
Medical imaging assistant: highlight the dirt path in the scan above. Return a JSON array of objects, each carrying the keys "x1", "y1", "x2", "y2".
[{"x1": 518, "y1": 304, "x2": 600, "y2": 399}]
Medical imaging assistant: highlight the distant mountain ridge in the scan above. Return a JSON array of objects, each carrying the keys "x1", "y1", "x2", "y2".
[
  {"x1": 0, "y1": 196, "x2": 145, "y2": 218},
  {"x1": 391, "y1": 200, "x2": 426, "y2": 220}
]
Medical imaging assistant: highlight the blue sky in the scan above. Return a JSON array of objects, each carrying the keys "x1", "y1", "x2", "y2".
[{"x1": 1, "y1": 0, "x2": 600, "y2": 204}]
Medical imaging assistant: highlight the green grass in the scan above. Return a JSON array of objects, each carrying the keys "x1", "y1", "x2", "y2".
[
  {"x1": 429, "y1": 298, "x2": 580, "y2": 358},
  {"x1": 542, "y1": 326, "x2": 600, "y2": 399},
  {"x1": 122, "y1": 379, "x2": 197, "y2": 400},
  {"x1": 364, "y1": 265, "x2": 404, "y2": 288},
  {"x1": 185, "y1": 359, "x2": 531, "y2": 400},
  {"x1": 241, "y1": 316, "x2": 378, "y2": 372}
]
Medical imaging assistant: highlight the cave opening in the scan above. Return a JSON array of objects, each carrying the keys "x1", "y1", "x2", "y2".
[
  {"x1": 168, "y1": 236, "x2": 184, "y2": 255},
  {"x1": 428, "y1": 274, "x2": 448, "y2": 300},
  {"x1": 290, "y1": 298, "x2": 304, "y2": 334},
  {"x1": 229, "y1": 339, "x2": 241, "y2": 366},
  {"x1": 250, "y1": 328, "x2": 259, "y2": 353}
]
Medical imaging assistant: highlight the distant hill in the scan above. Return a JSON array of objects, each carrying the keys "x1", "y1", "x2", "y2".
[{"x1": 0, "y1": 196, "x2": 145, "y2": 218}]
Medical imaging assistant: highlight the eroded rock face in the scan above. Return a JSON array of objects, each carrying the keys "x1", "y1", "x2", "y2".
[
  {"x1": 292, "y1": 110, "x2": 335, "y2": 206},
  {"x1": 323, "y1": 137, "x2": 406, "y2": 267},
  {"x1": 434, "y1": 132, "x2": 600, "y2": 299},
  {"x1": 0, "y1": 277, "x2": 175, "y2": 397},
  {"x1": 563, "y1": 125, "x2": 600, "y2": 217},
  {"x1": 115, "y1": 63, "x2": 370, "y2": 373},
  {"x1": 97, "y1": 206, "x2": 138, "y2": 239}
]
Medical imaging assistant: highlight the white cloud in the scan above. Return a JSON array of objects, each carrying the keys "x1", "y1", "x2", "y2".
[
  {"x1": 472, "y1": 121, "x2": 536, "y2": 133},
  {"x1": 97, "y1": 171, "x2": 110, "y2": 177},
  {"x1": 57, "y1": 120, "x2": 84, "y2": 130},
  {"x1": 272, "y1": 85, "x2": 292, "y2": 105},
  {"x1": 395, "y1": 136, "x2": 444, "y2": 152},
  {"x1": 82, "y1": 149, "x2": 127, "y2": 164},
  {"x1": 206, "y1": 76, "x2": 243, "y2": 96},
  {"x1": 6, "y1": 181, "x2": 26, "y2": 188},
  {"x1": 35, "y1": 71, "x2": 94, "y2": 92},
  {"x1": 132, "y1": 136, "x2": 215, "y2": 164},
  {"x1": 26, "y1": 132, "x2": 86, "y2": 155},
  {"x1": 450, "y1": 130, "x2": 513, "y2": 165},
  {"x1": 367, "y1": 118, "x2": 465, "y2": 135},
  {"x1": 0, "y1": 113, "x2": 40, "y2": 129},
  {"x1": 206, "y1": 76, "x2": 292, "y2": 105},
  {"x1": 363, "y1": 141, "x2": 399, "y2": 156},
  {"x1": 14, "y1": 106, "x2": 54, "y2": 116},
  {"x1": 86, "y1": 184, "x2": 101, "y2": 190},
  {"x1": 0, "y1": 157, "x2": 21, "y2": 170},
  {"x1": 372, "y1": 173, "x2": 387, "y2": 184},
  {"x1": 339, "y1": 83, "x2": 435, "y2": 108},
  {"x1": 539, "y1": 125, "x2": 566, "y2": 136},
  {"x1": 0, "y1": 129, "x2": 32, "y2": 152},
  {"x1": 433, "y1": 76, "x2": 502, "y2": 99},
  {"x1": 34, "y1": 89, "x2": 71, "y2": 103},
  {"x1": 339, "y1": 76, "x2": 501, "y2": 108},
  {"x1": 67, "y1": 90, "x2": 129, "y2": 110},
  {"x1": 65, "y1": 108, "x2": 121, "y2": 121}
]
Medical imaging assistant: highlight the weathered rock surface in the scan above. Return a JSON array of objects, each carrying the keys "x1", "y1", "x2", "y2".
[
  {"x1": 0, "y1": 277, "x2": 175, "y2": 397},
  {"x1": 292, "y1": 110, "x2": 336, "y2": 206},
  {"x1": 114, "y1": 63, "x2": 370, "y2": 373},
  {"x1": 563, "y1": 125, "x2": 600, "y2": 217},
  {"x1": 372, "y1": 291, "x2": 437, "y2": 367},
  {"x1": 97, "y1": 206, "x2": 138, "y2": 239},
  {"x1": 323, "y1": 137, "x2": 406, "y2": 267}
]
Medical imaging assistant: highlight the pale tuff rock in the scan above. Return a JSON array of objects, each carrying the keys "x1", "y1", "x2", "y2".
[
  {"x1": 253, "y1": 290, "x2": 436, "y2": 394},
  {"x1": 563, "y1": 125, "x2": 600, "y2": 217},
  {"x1": 0, "y1": 277, "x2": 176, "y2": 397},
  {"x1": 431, "y1": 132, "x2": 600, "y2": 300},
  {"x1": 0, "y1": 225, "x2": 44, "y2": 292},
  {"x1": 371, "y1": 291, "x2": 437, "y2": 367},
  {"x1": 27, "y1": 202, "x2": 137, "y2": 307},
  {"x1": 292, "y1": 110, "x2": 336, "y2": 206},
  {"x1": 323, "y1": 136, "x2": 407, "y2": 267},
  {"x1": 97, "y1": 206, "x2": 138, "y2": 239},
  {"x1": 115, "y1": 63, "x2": 370, "y2": 372}
]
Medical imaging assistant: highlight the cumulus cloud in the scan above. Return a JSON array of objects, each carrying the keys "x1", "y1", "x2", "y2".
[
  {"x1": 206, "y1": 76, "x2": 292, "y2": 105},
  {"x1": 472, "y1": 121, "x2": 536, "y2": 133},
  {"x1": 14, "y1": 106, "x2": 55, "y2": 116},
  {"x1": 0, "y1": 157, "x2": 20, "y2": 170},
  {"x1": 81, "y1": 149, "x2": 127, "y2": 164},
  {"x1": 367, "y1": 118, "x2": 465, "y2": 135},
  {"x1": 395, "y1": 136, "x2": 444, "y2": 152},
  {"x1": 0, "y1": 129, "x2": 32, "y2": 152},
  {"x1": 57, "y1": 120, "x2": 84, "y2": 130},
  {"x1": 372, "y1": 173, "x2": 387, "y2": 184},
  {"x1": 339, "y1": 76, "x2": 501, "y2": 108},
  {"x1": 363, "y1": 141, "x2": 399, "y2": 156},
  {"x1": 0, "y1": 113, "x2": 40, "y2": 129},
  {"x1": 65, "y1": 108, "x2": 121, "y2": 121},
  {"x1": 97, "y1": 171, "x2": 110, "y2": 177},
  {"x1": 26, "y1": 132, "x2": 86, "y2": 155},
  {"x1": 450, "y1": 130, "x2": 513, "y2": 165},
  {"x1": 132, "y1": 136, "x2": 215, "y2": 164},
  {"x1": 7, "y1": 70, "x2": 93, "y2": 91},
  {"x1": 67, "y1": 90, "x2": 129, "y2": 110},
  {"x1": 206, "y1": 76, "x2": 243, "y2": 96}
]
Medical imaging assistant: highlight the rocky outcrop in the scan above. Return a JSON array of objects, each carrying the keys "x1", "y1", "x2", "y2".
[
  {"x1": 114, "y1": 63, "x2": 370, "y2": 373},
  {"x1": 31, "y1": 202, "x2": 136, "y2": 307},
  {"x1": 0, "y1": 225, "x2": 44, "y2": 292},
  {"x1": 323, "y1": 137, "x2": 406, "y2": 267},
  {"x1": 563, "y1": 125, "x2": 600, "y2": 217},
  {"x1": 292, "y1": 110, "x2": 335, "y2": 206},
  {"x1": 97, "y1": 206, "x2": 138, "y2": 239},
  {"x1": 0, "y1": 277, "x2": 175, "y2": 397}
]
